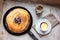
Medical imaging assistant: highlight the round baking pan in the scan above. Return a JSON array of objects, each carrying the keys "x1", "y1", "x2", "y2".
[
  {"x1": 3, "y1": 6, "x2": 33, "y2": 35},
  {"x1": 3, "y1": 6, "x2": 38, "y2": 40}
]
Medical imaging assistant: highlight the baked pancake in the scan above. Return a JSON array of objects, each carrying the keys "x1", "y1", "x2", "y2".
[{"x1": 6, "y1": 8, "x2": 30, "y2": 33}]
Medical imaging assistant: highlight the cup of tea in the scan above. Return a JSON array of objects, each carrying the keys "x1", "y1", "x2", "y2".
[
  {"x1": 40, "y1": 22, "x2": 48, "y2": 33},
  {"x1": 35, "y1": 19, "x2": 52, "y2": 35}
]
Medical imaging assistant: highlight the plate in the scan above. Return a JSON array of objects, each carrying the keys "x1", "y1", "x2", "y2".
[{"x1": 35, "y1": 19, "x2": 52, "y2": 35}]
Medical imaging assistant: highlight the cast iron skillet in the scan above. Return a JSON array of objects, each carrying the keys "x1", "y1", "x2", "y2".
[{"x1": 3, "y1": 6, "x2": 38, "y2": 40}]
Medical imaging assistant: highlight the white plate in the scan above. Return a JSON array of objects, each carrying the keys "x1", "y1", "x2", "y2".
[{"x1": 35, "y1": 19, "x2": 52, "y2": 35}]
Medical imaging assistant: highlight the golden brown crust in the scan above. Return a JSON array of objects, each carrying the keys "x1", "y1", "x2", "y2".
[{"x1": 6, "y1": 8, "x2": 30, "y2": 33}]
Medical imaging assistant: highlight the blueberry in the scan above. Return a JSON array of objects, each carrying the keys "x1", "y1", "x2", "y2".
[{"x1": 14, "y1": 17, "x2": 21, "y2": 24}]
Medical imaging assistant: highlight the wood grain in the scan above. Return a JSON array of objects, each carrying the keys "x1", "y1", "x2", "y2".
[{"x1": 0, "y1": 0, "x2": 3, "y2": 23}]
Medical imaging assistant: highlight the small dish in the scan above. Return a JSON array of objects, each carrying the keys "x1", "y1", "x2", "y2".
[{"x1": 35, "y1": 19, "x2": 52, "y2": 35}]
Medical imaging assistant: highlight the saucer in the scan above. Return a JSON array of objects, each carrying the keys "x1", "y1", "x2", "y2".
[{"x1": 35, "y1": 19, "x2": 52, "y2": 35}]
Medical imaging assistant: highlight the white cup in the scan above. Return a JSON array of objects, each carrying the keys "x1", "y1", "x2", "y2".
[{"x1": 35, "y1": 19, "x2": 52, "y2": 35}]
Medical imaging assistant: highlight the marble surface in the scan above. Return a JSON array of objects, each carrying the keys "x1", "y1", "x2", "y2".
[{"x1": 0, "y1": 0, "x2": 60, "y2": 40}]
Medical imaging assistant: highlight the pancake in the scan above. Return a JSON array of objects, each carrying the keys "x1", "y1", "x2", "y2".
[{"x1": 6, "y1": 8, "x2": 30, "y2": 33}]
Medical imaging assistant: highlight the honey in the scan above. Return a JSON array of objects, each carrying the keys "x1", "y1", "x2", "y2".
[{"x1": 40, "y1": 22, "x2": 48, "y2": 31}]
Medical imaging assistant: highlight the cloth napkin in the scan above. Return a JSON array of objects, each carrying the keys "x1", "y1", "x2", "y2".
[{"x1": 43, "y1": 14, "x2": 59, "y2": 29}]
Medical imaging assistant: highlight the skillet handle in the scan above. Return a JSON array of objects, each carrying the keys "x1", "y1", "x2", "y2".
[{"x1": 28, "y1": 31, "x2": 38, "y2": 40}]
